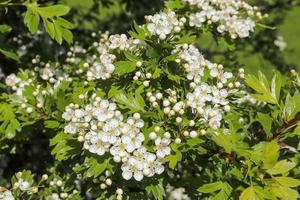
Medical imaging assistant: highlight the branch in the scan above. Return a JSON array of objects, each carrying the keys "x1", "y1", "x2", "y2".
[{"x1": 272, "y1": 113, "x2": 300, "y2": 139}]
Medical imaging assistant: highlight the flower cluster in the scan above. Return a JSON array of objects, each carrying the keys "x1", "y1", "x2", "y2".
[
  {"x1": 0, "y1": 171, "x2": 79, "y2": 200},
  {"x1": 174, "y1": 44, "x2": 243, "y2": 129},
  {"x1": 166, "y1": 187, "x2": 191, "y2": 200},
  {"x1": 0, "y1": 190, "x2": 14, "y2": 200},
  {"x1": 65, "y1": 32, "x2": 142, "y2": 81},
  {"x1": 5, "y1": 64, "x2": 71, "y2": 114},
  {"x1": 62, "y1": 95, "x2": 168, "y2": 181},
  {"x1": 145, "y1": 11, "x2": 185, "y2": 40},
  {"x1": 182, "y1": 0, "x2": 261, "y2": 38}
]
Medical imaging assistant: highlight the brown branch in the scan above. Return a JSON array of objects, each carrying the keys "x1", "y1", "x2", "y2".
[{"x1": 272, "y1": 113, "x2": 300, "y2": 140}]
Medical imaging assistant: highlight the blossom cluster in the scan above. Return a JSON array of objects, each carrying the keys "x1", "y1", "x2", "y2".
[
  {"x1": 5, "y1": 63, "x2": 71, "y2": 114},
  {"x1": 145, "y1": 11, "x2": 185, "y2": 40},
  {"x1": 182, "y1": 0, "x2": 261, "y2": 38},
  {"x1": 0, "y1": 171, "x2": 79, "y2": 200},
  {"x1": 65, "y1": 32, "x2": 142, "y2": 81},
  {"x1": 62, "y1": 95, "x2": 168, "y2": 181},
  {"x1": 0, "y1": 190, "x2": 14, "y2": 200}
]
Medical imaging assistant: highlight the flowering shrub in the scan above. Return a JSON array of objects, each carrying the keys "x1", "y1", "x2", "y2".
[{"x1": 0, "y1": 0, "x2": 300, "y2": 199}]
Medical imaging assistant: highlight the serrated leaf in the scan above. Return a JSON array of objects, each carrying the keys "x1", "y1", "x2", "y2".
[
  {"x1": 24, "y1": 4, "x2": 40, "y2": 33},
  {"x1": 274, "y1": 177, "x2": 300, "y2": 188},
  {"x1": 114, "y1": 60, "x2": 136, "y2": 75},
  {"x1": 271, "y1": 184, "x2": 299, "y2": 200},
  {"x1": 55, "y1": 17, "x2": 74, "y2": 29},
  {"x1": 86, "y1": 156, "x2": 111, "y2": 178},
  {"x1": 283, "y1": 92, "x2": 300, "y2": 121},
  {"x1": 43, "y1": 18, "x2": 55, "y2": 38},
  {"x1": 257, "y1": 112, "x2": 272, "y2": 138},
  {"x1": 198, "y1": 182, "x2": 232, "y2": 199},
  {"x1": 245, "y1": 71, "x2": 280, "y2": 104},
  {"x1": 145, "y1": 179, "x2": 165, "y2": 200},
  {"x1": 267, "y1": 160, "x2": 296, "y2": 175},
  {"x1": 198, "y1": 181, "x2": 223, "y2": 193},
  {"x1": 38, "y1": 5, "x2": 70, "y2": 18},
  {"x1": 124, "y1": 51, "x2": 139, "y2": 62},
  {"x1": 164, "y1": 143, "x2": 182, "y2": 169},
  {"x1": 240, "y1": 186, "x2": 273, "y2": 200},
  {"x1": 114, "y1": 91, "x2": 145, "y2": 113},
  {"x1": 262, "y1": 140, "x2": 279, "y2": 169}
]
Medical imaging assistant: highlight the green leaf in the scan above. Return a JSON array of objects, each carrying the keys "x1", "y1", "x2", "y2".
[
  {"x1": 124, "y1": 51, "x2": 139, "y2": 62},
  {"x1": 114, "y1": 91, "x2": 145, "y2": 113},
  {"x1": 114, "y1": 61, "x2": 136, "y2": 75},
  {"x1": 271, "y1": 184, "x2": 299, "y2": 200},
  {"x1": 164, "y1": 143, "x2": 182, "y2": 169},
  {"x1": 43, "y1": 18, "x2": 55, "y2": 39},
  {"x1": 38, "y1": 5, "x2": 70, "y2": 18},
  {"x1": 267, "y1": 160, "x2": 296, "y2": 175},
  {"x1": 0, "y1": 47, "x2": 20, "y2": 61},
  {"x1": 145, "y1": 179, "x2": 165, "y2": 200},
  {"x1": 283, "y1": 92, "x2": 300, "y2": 121},
  {"x1": 198, "y1": 181, "x2": 223, "y2": 193},
  {"x1": 262, "y1": 140, "x2": 280, "y2": 169},
  {"x1": 85, "y1": 156, "x2": 111, "y2": 178},
  {"x1": 274, "y1": 177, "x2": 300, "y2": 188},
  {"x1": 0, "y1": 103, "x2": 21, "y2": 138},
  {"x1": 165, "y1": 0, "x2": 184, "y2": 10},
  {"x1": 50, "y1": 132, "x2": 79, "y2": 161},
  {"x1": 245, "y1": 71, "x2": 281, "y2": 104},
  {"x1": 257, "y1": 112, "x2": 272, "y2": 138},
  {"x1": 44, "y1": 120, "x2": 60, "y2": 129},
  {"x1": 24, "y1": 4, "x2": 40, "y2": 33},
  {"x1": 61, "y1": 28, "x2": 73, "y2": 44},
  {"x1": 0, "y1": 24, "x2": 11, "y2": 33},
  {"x1": 240, "y1": 186, "x2": 273, "y2": 200},
  {"x1": 198, "y1": 182, "x2": 232, "y2": 200}
]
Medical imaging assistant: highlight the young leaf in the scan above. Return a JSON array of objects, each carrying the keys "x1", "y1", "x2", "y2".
[
  {"x1": 267, "y1": 160, "x2": 296, "y2": 175},
  {"x1": 274, "y1": 177, "x2": 300, "y2": 188},
  {"x1": 24, "y1": 4, "x2": 40, "y2": 33},
  {"x1": 114, "y1": 61, "x2": 136, "y2": 75},
  {"x1": 240, "y1": 186, "x2": 273, "y2": 200},
  {"x1": 245, "y1": 71, "x2": 281, "y2": 104},
  {"x1": 145, "y1": 179, "x2": 165, "y2": 200},
  {"x1": 262, "y1": 140, "x2": 280, "y2": 169}
]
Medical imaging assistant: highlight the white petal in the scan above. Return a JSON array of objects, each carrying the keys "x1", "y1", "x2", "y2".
[
  {"x1": 134, "y1": 170, "x2": 143, "y2": 181},
  {"x1": 122, "y1": 170, "x2": 132, "y2": 180}
]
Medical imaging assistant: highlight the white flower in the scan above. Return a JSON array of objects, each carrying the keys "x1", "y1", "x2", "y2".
[
  {"x1": 110, "y1": 138, "x2": 129, "y2": 158},
  {"x1": 108, "y1": 34, "x2": 130, "y2": 50},
  {"x1": 155, "y1": 137, "x2": 171, "y2": 158},
  {"x1": 18, "y1": 179, "x2": 30, "y2": 191},
  {"x1": 64, "y1": 123, "x2": 78, "y2": 134},
  {"x1": 183, "y1": 0, "x2": 258, "y2": 38},
  {"x1": 46, "y1": 193, "x2": 60, "y2": 200},
  {"x1": 0, "y1": 190, "x2": 15, "y2": 200},
  {"x1": 101, "y1": 119, "x2": 122, "y2": 144},
  {"x1": 146, "y1": 11, "x2": 180, "y2": 38},
  {"x1": 84, "y1": 131, "x2": 110, "y2": 155},
  {"x1": 5, "y1": 73, "x2": 20, "y2": 87},
  {"x1": 40, "y1": 66, "x2": 54, "y2": 80},
  {"x1": 121, "y1": 157, "x2": 144, "y2": 181},
  {"x1": 143, "y1": 152, "x2": 164, "y2": 177}
]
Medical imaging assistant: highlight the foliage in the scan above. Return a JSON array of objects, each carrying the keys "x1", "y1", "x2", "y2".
[{"x1": 0, "y1": 0, "x2": 300, "y2": 200}]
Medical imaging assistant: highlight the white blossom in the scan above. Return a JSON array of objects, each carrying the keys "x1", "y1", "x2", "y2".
[{"x1": 0, "y1": 190, "x2": 15, "y2": 200}]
